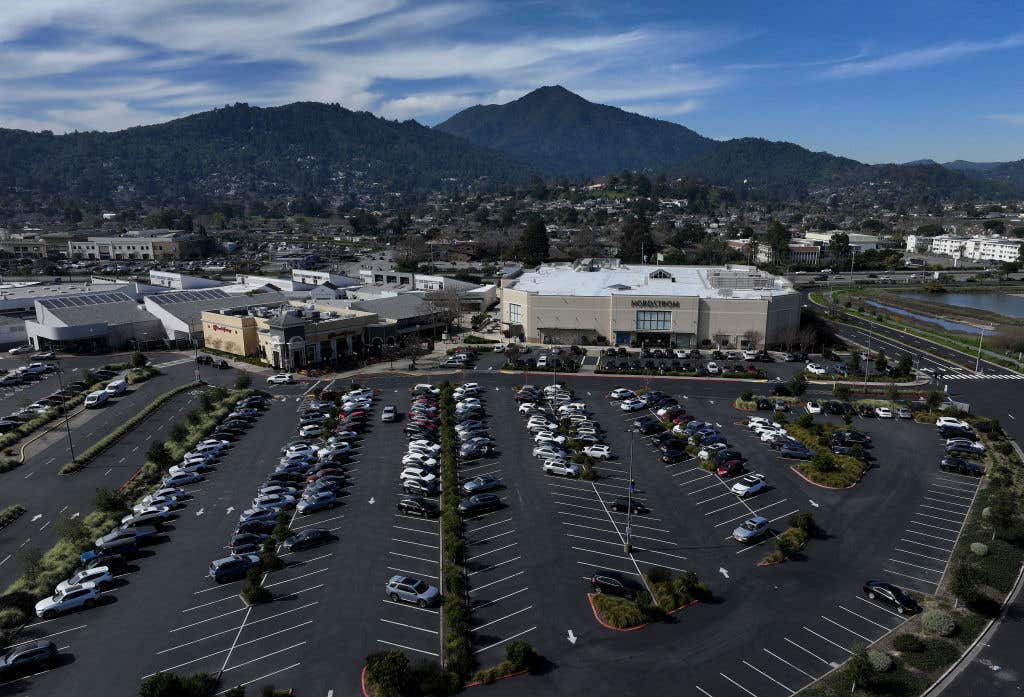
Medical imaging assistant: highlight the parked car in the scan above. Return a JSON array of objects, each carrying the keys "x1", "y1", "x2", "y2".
[
  {"x1": 863, "y1": 580, "x2": 920, "y2": 614},
  {"x1": 385, "y1": 575, "x2": 440, "y2": 608},
  {"x1": 208, "y1": 554, "x2": 261, "y2": 583},
  {"x1": 297, "y1": 491, "x2": 338, "y2": 514},
  {"x1": 462, "y1": 474, "x2": 502, "y2": 495},
  {"x1": 282, "y1": 528, "x2": 336, "y2": 552},
  {"x1": 589, "y1": 569, "x2": 642, "y2": 599},
  {"x1": 397, "y1": 496, "x2": 440, "y2": 518},
  {"x1": 0, "y1": 641, "x2": 59, "y2": 678},
  {"x1": 935, "y1": 416, "x2": 970, "y2": 430},
  {"x1": 610, "y1": 496, "x2": 647, "y2": 514},
  {"x1": 940, "y1": 456, "x2": 985, "y2": 476},
  {"x1": 731, "y1": 473, "x2": 767, "y2": 497},
  {"x1": 458, "y1": 493, "x2": 502, "y2": 516},
  {"x1": 34, "y1": 584, "x2": 101, "y2": 619},
  {"x1": 805, "y1": 401, "x2": 822, "y2": 415},
  {"x1": 875, "y1": 406, "x2": 893, "y2": 419},
  {"x1": 267, "y1": 373, "x2": 295, "y2": 384},
  {"x1": 733, "y1": 516, "x2": 770, "y2": 543}
]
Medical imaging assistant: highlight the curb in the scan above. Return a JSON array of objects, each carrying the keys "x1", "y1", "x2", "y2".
[
  {"x1": 360, "y1": 664, "x2": 370, "y2": 697},
  {"x1": 463, "y1": 669, "x2": 529, "y2": 688}
]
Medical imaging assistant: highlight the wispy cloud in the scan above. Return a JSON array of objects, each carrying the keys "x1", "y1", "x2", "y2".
[
  {"x1": 986, "y1": 113, "x2": 1024, "y2": 126},
  {"x1": 825, "y1": 34, "x2": 1024, "y2": 78}
]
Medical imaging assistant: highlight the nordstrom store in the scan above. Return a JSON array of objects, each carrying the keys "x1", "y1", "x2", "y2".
[{"x1": 500, "y1": 261, "x2": 800, "y2": 348}]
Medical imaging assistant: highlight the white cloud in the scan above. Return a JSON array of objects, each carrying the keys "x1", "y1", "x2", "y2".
[
  {"x1": 826, "y1": 34, "x2": 1024, "y2": 78},
  {"x1": 986, "y1": 113, "x2": 1024, "y2": 126}
]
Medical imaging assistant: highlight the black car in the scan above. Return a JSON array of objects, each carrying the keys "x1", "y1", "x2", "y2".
[
  {"x1": 857, "y1": 404, "x2": 876, "y2": 417},
  {"x1": 230, "y1": 533, "x2": 269, "y2": 554},
  {"x1": 265, "y1": 472, "x2": 306, "y2": 486},
  {"x1": 75, "y1": 550, "x2": 127, "y2": 573},
  {"x1": 397, "y1": 496, "x2": 440, "y2": 518},
  {"x1": 234, "y1": 519, "x2": 277, "y2": 536},
  {"x1": 211, "y1": 430, "x2": 240, "y2": 442},
  {"x1": 458, "y1": 494, "x2": 502, "y2": 516},
  {"x1": 660, "y1": 450, "x2": 688, "y2": 464},
  {"x1": 215, "y1": 359, "x2": 230, "y2": 369},
  {"x1": 756, "y1": 398, "x2": 771, "y2": 411},
  {"x1": 779, "y1": 444, "x2": 813, "y2": 460},
  {"x1": 610, "y1": 496, "x2": 647, "y2": 514},
  {"x1": 196, "y1": 355, "x2": 213, "y2": 365},
  {"x1": 590, "y1": 569, "x2": 643, "y2": 599},
  {"x1": 712, "y1": 449, "x2": 744, "y2": 464},
  {"x1": 833, "y1": 430, "x2": 872, "y2": 445},
  {"x1": 282, "y1": 528, "x2": 335, "y2": 552},
  {"x1": 940, "y1": 456, "x2": 985, "y2": 476},
  {"x1": 0, "y1": 641, "x2": 58, "y2": 678},
  {"x1": 822, "y1": 401, "x2": 844, "y2": 415},
  {"x1": 938, "y1": 426, "x2": 976, "y2": 441},
  {"x1": 863, "y1": 580, "x2": 920, "y2": 614}
]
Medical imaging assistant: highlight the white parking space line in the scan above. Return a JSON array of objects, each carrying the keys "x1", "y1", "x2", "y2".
[
  {"x1": 899, "y1": 537, "x2": 953, "y2": 552},
  {"x1": 695, "y1": 491, "x2": 735, "y2": 505},
  {"x1": 469, "y1": 571, "x2": 526, "y2": 594},
  {"x1": 557, "y1": 510, "x2": 670, "y2": 533},
  {"x1": 802, "y1": 626, "x2": 852, "y2": 654},
  {"x1": 853, "y1": 595, "x2": 906, "y2": 618},
  {"x1": 919, "y1": 503, "x2": 968, "y2": 516},
  {"x1": 703, "y1": 499, "x2": 746, "y2": 516},
  {"x1": 170, "y1": 606, "x2": 248, "y2": 632},
  {"x1": 1, "y1": 624, "x2": 86, "y2": 649},
  {"x1": 264, "y1": 568, "x2": 328, "y2": 589},
  {"x1": 894, "y1": 547, "x2": 949, "y2": 563},
  {"x1": 376, "y1": 640, "x2": 439, "y2": 657},
  {"x1": 146, "y1": 622, "x2": 314, "y2": 678},
  {"x1": 380, "y1": 618, "x2": 438, "y2": 635},
  {"x1": 222, "y1": 641, "x2": 306, "y2": 673},
  {"x1": 469, "y1": 529, "x2": 517, "y2": 545},
  {"x1": 471, "y1": 587, "x2": 529, "y2": 610},
  {"x1": 837, "y1": 605, "x2": 892, "y2": 630},
  {"x1": 575, "y1": 560, "x2": 642, "y2": 578},
  {"x1": 392, "y1": 537, "x2": 439, "y2": 550},
  {"x1": 763, "y1": 648, "x2": 818, "y2": 681},
  {"x1": 883, "y1": 568, "x2": 938, "y2": 586},
  {"x1": 572, "y1": 546, "x2": 688, "y2": 573},
  {"x1": 695, "y1": 686, "x2": 714, "y2": 697},
  {"x1": 393, "y1": 525, "x2": 439, "y2": 536},
  {"x1": 214, "y1": 663, "x2": 301, "y2": 695},
  {"x1": 465, "y1": 518, "x2": 513, "y2": 534},
  {"x1": 907, "y1": 522, "x2": 958, "y2": 538},
  {"x1": 472, "y1": 605, "x2": 534, "y2": 631},
  {"x1": 742, "y1": 660, "x2": 795, "y2": 694},
  {"x1": 912, "y1": 514, "x2": 961, "y2": 529},
  {"x1": 387, "y1": 566, "x2": 438, "y2": 580},
  {"x1": 292, "y1": 514, "x2": 344, "y2": 530},
  {"x1": 466, "y1": 542, "x2": 517, "y2": 562},
  {"x1": 467, "y1": 556, "x2": 521, "y2": 576},
  {"x1": 381, "y1": 599, "x2": 439, "y2": 615},
  {"x1": 182, "y1": 593, "x2": 246, "y2": 613},
  {"x1": 785, "y1": 636, "x2": 837, "y2": 666},
  {"x1": 389, "y1": 551, "x2": 439, "y2": 565},
  {"x1": 719, "y1": 672, "x2": 760, "y2": 697},
  {"x1": 888, "y1": 558, "x2": 942, "y2": 574},
  {"x1": 820, "y1": 616, "x2": 873, "y2": 643},
  {"x1": 158, "y1": 604, "x2": 318, "y2": 654},
  {"x1": 925, "y1": 489, "x2": 973, "y2": 501},
  {"x1": 472, "y1": 626, "x2": 538, "y2": 655}
]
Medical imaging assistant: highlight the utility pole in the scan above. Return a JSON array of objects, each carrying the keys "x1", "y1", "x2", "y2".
[
  {"x1": 975, "y1": 330, "x2": 985, "y2": 374},
  {"x1": 624, "y1": 429, "x2": 634, "y2": 553},
  {"x1": 54, "y1": 359, "x2": 76, "y2": 462}
]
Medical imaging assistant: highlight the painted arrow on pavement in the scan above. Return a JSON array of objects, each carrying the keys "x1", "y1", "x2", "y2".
[
  {"x1": 719, "y1": 567, "x2": 730, "y2": 579},
  {"x1": 810, "y1": 500, "x2": 820, "y2": 508},
  {"x1": 30, "y1": 514, "x2": 42, "y2": 522},
  {"x1": 567, "y1": 630, "x2": 577, "y2": 645},
  {"x1": 368, "y1": 497, "x2": 376, "y2": 505},
  {"x1": 196, "y1": 507, "x2": 205, "y2": 517},
  {"x1": 226, "y1": 507, "x2": 235, "y2": 515}
]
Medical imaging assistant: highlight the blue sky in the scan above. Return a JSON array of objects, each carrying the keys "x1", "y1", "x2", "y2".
[{"x1": 1, "y1": 0, "x2": 1022, "y2": 163}]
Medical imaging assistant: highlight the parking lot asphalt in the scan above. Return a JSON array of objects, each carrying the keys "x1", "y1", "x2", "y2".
[
  {"x1": 2, "y1": 392, "x2": 299, "y2": 696},
  {"x1": 0, "y1": 366, "x2": 996, "y2": 697}
]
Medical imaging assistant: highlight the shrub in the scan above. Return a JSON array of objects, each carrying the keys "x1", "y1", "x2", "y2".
[
  {"x1": 591, "y1": 593, "x2": 646, "y2": 628},
  {"x1": 130, "y1": 352, "x2": 148, "y2": 369},
  {"x1": 810, "y1": 450, "x2": 837, "y2": 473},
  {"x1": 505, "y1": 640, "x2": 540, "y2": 672},
  {"x1": 740, "y1": 390, "x2": 754, "y2": 402},
  {"x1": 0, "y1": 505, "x2": 26, "y2": 530},
  {"x1": 234, "y1": 372, "x2": 252, "y2": 390},
  {"x1": 789, "y1": 512, "x2": 819, "y2": 536},
  {"x1": 970, "y1": 542, "x2": 989, "y2": 556},
  {"x1": 93, "y1": 487, "x2": 127, "y2": 515},
  {"x1": 893, "y1": 633, "x2": 924, "y2": 652},
  {"x1": 139, "y1": 672, "x2": 218, "y2": 697},
  {"x1": 868, "y1": 649, "x2": 893, "y2": 672},
  {"x1": 0, "y1": 607, "x2": 26, "y2": 629},
  {"x1": 796, "y1": 413, "x2": 814, "y2": 428},
  {"x1": 775, "y1": 527, "x2": 807, "y2": 558},
  {"x1": 921, "y1": 609, "x2": 957, "y2": 637},
  {"x1": 900, "y1": 638, "x2": 959, "y2": 671}
]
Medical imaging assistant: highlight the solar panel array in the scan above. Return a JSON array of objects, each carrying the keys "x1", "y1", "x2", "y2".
[
  {"x1": 147, "y1": 289, "x2": 228, "y2": 305},
  {"x1": 38, "y1": 292, "x2": 136, "y2": 309}
]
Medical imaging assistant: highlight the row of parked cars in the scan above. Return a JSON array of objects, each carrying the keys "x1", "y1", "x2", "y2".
[
  {"x1": 31, "y1": 394, "x2": 265, "y2": 624},
  {"x1": 518, "y1": 383, "x2": 611, "y2": 479},
  {"x1": 210, "y1": 392, "x2": 351, "y2": 582},
  {"x1": 934, "y1": 416, "x2": 986, "y2": 475}
]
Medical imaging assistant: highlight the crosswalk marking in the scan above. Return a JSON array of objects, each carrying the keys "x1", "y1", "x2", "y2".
[{"x1": 938, "y1": 372, "x2": 1024, "y2": 381}]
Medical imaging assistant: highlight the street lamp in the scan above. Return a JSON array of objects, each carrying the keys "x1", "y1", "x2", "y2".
[
  {"x1": 624, "y1": 428, "x2": 634, "y2": 553},
  {"x1": 975, "y1": 329, "x2": 985, "y2": 374},
  {"x1": 54, "y1": 358, "x2": 76, "y2": 462}
]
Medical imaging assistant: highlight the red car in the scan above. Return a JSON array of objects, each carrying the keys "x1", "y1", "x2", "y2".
[
  {"x1": 307, "y1": 468, "x2": 347, "y2": 483},
  {"x1": 716, "y1": 460, "x2": 744, "y2": 478},
  {"x1": 672, "y1": 414, "x2": 695, "y2": 424}
]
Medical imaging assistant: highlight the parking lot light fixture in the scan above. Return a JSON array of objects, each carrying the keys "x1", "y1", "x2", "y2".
[{"x1": 624, "y1": 428, "x2": 634, "y2": 553}]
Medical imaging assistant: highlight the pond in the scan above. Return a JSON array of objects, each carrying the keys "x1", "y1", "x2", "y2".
[
  {"x1": 865, "y1": 300, "x2": 986, "y2": 334},
  {"x1": 899, "y1": 291, "x2": 1024, "y2": 319}
]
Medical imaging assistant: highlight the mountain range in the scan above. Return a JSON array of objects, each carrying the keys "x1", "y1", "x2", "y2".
[{"x1": 0, "y1": 86, "x2": 1021, "y2": 206}]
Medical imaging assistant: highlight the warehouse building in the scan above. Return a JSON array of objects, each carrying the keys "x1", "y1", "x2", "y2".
[{"x1": 500, "y1": 261, "x2": 800, "y2": 348}]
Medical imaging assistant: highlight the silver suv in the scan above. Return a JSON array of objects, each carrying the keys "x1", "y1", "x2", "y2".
[{"x1": 385, "y1": 575, "x2": 440, "y2": 608}]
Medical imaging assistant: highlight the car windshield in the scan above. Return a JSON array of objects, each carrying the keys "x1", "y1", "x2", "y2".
[
  {"x1": 412, "y1": 581, "x2": 429, "y2": 593},
  {"x1": 740, "y1": 520, "x2": 758, "y2": 531}
]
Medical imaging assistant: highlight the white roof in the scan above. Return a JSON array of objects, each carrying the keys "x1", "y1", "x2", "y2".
[{"x1": 508, "y1": 264, "x2": 792, "y2": 300}]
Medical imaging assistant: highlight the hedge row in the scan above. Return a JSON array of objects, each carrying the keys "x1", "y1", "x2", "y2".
[
  {"x1": 439, "y1": 383, "x2": 473, "y2": 683},
  {"x1": 0, "y1": 388, "x2": 252, "y2": 630},
  {"x1": 0, "y1": 505, "x2": 26, "y2": 531},
  {"x1": 59, "y1": 381, "x2": 202, "y2": 474},
  {"x1": 785, "y1": 419, "x2": 868, "y2": 488}
]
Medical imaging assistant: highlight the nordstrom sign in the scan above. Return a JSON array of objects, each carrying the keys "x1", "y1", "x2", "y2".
[{"x1": 630, "y1": 300, "x2": 680, "y2": 308}]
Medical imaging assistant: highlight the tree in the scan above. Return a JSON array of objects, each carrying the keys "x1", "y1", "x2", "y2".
[
  {"x1": 886, "y1": 382, "x2": 900, "y2": 403},
  {"x1": 234, "y1": 372, "x2": 251, "y2": 390},
  {"x1": 130, "y1": 352, "x2": 147, "y2": 369},
  {"x1": 832, "y1": 383, "x2": 851, "y2": 401},
  {"x1": 874, "y1": 350, "x2": 888, "y2": 374},
  {"x1": 850, "y1": 352, "x2": 862, "y2": 375},
  {"x1": 94, "y1": 487, "x2": 127, "y2": 515},
  {"x1": 925, "y1": 390, "x2": 944, "y2": 412},
  {"x1": 139, "y1": 672, "x2": 218, "y2": 697},
  {"x1": 741, "y1": 330, "x2": 763, "y2": 350},
  {"x1": 18, "y1": 548, "x2": 42, "y2": 584},
  {"x1": 618, "y1": 215, "x2": 656, "y2": 263},
  {"x1": 519, "y1": 216, "x2": 549, "y2": 267},
  {"x1": 827, "y1": 232, "x2": 851, "y2": 268},
  {"x1": 147, "y1": 441, "x2": 173, "y2": 470},
  {"x1": 895, "y1": 352, "x2": 913, "y2": 377},
  {"x1": 788, "y1": 373, "x2": 808, "y2": 397},
  {"x1": 848, "y1": 645, "x2": 873, "y2": 693},
  {"x1": 765, "y1": 220, "x2": 790, "y2": 265},
  {"x1": 55, "y1": 516, "x2": 90, "y2": 546}
]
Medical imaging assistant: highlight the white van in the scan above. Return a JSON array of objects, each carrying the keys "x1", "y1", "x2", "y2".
[
  {"x1": 84, "y1": 390, "x2": 110, "y2": 408},
  {"x1": 104, "y1": 379, "x2": 127, "y2": 396}
]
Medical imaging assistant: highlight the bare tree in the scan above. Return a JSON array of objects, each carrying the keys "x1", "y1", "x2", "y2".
[
  {"x1": 427, "y1": 288, "x2": 462, "y2": 333},
  {"x1": 797, "y1": 327, "x2": 817, "y2": 352},
  {"x1": 779, "y1": 327, "x2": 801, "y2": 351},
  {"x1": 742, "y1": 329, "x2": 764, "y2": 350}
]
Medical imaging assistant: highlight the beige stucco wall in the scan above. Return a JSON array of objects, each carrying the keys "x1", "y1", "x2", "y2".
[{"x1": 202, "y1": 312, "x2": 260, "y2": 356}]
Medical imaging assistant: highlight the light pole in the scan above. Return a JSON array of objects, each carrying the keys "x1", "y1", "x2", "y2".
[
  {"x1": 624, "y1": 428, "x2": 634, "y2": 554},
  {"x1": 54, "y1": 359, "x2": 76, "y2": 462},
  {"x1": 975, "y1": 329, "x2": 985, "y2": 374}
]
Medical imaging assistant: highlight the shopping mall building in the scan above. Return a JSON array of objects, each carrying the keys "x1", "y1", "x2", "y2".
[{"x1": 499, "y1": 261, "x2": 801, "y2": 348}]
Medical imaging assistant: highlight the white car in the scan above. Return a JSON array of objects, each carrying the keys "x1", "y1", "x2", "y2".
[
  {"x1": 345, "y1": 388, "x2": 375, "y2": 401},
  {"x1": 317, "y1": 443, "x2": 352, "y2": 458},
  {"x1": 408, "y1": 440, "x2": 441, "y2": 455},
  {"x1": 194, "y1": 439, "x2": 229, "y2": 454},
  {"x1": 8, "y1": 345, "x2": 33, "y2": 355},
  {"x1": 121, "y1": 506, "x2": 170, "y2": 523},
  {"x1": 698, "y1": 443, "x2": 728, "y2": 460},
  {"x1": 760, "y1": 429, "x2": 787, "y2": 443},
  {"x1": 251, "y1": 494, "x2": 296, "y2": 510},
  {"x1": 163, "y1": 471, "x2": 203, "y2": 487},
  {"x1": 533, "y1": 445, "x2": 568, "y2": 460},
  {"x1": 875, "y1": 406, "x2": 893, "y2": 419},
  {"x1": 620, "y1": 398, "x2": 648, "y2": 412},
  {"x1": 402, "y1": 453, "x2": 438, "y2": 468},
  {"x1": 169, "y1": 461, "x2": 210, "y2": 476},
  {"x1": 583, "y1": 444, "x2": 612, "y2": 459},
  {"x1": 731, "y1": 473, "x2": 767, "y2": 497},
  {"x1": 56, "y1": 567, "x2": 112, "y2": 593},
  {"x1": 742, "y1": 350, "x2": 759, "y2": 360},
  {"x1": 399, "y1": 468, "x2": 437, "y2": 483},
  {"x1": 527, "y1": 419, "x2": 558, "y2": 433},
  {"x1": 298, "y1": 424, "x2": 322, "y2": 438},
  {"x1": 518, "y1": 403, "x2": 538, "y2": 414},
  {"x1": 610, "y1": 388, "x2": 635, "y2": 400},
  {"x1": 543, "y1": 459, "x2": 581, "y2": 477},
  {"x1": 946, "y1": 438, "x2": 985, "y2": 452},
  {"x1": 805, "y1": 363, "x2": 827, "y2": 375},
  {"x1": 748, "y1": 417, "x2": 779, "y2": 429},
  {"x1": 287, "y1": 443, "x2": 317, "y2": 457},
  {"x1": 457, "y1": 398, "x2": 482, "y2": 407},
  {"x1": 534, "y1": 431, "x2": 567, "y2": 445},
  {"x1": 34, "y1": 584, "x2": 101, "y2": 619},
  {"x1": 493, "y1": 344, "x2": 506, "y2": 352},
  {"x1": 936, "y1": 417, "x2": 970, "y2": 430},
  {"x1": 706, "y1": 362, "x2": 721, "y2": 375},
  {"x1": 267, "y1": 373, "x2": 295, "y2": 384},
  {"x1": 805, "y1": 402, "x2": 822, "y2": 415},
  {"x1": 258, "y1": 485, "x2": 299, "y2": 498}
]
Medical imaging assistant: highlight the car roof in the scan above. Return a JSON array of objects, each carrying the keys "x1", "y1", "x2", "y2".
[{"x1": 749, "y1": 516, "x2": 769, "y2": 524}]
